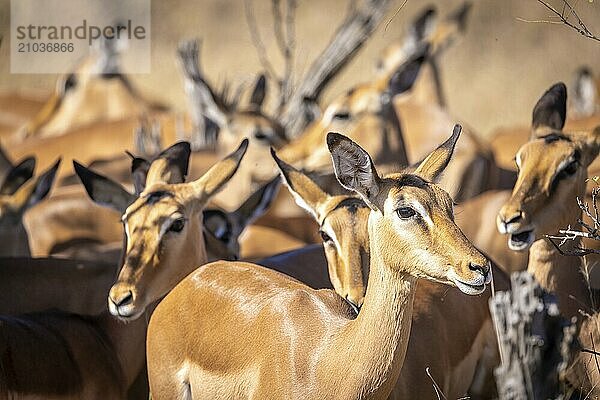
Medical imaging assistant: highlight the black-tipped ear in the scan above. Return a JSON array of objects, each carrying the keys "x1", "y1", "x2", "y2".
[
  {"x1": 411, "y1": 6, "x2": 437, "y2": 42},
  {"x1": 271, "y1": 148, "x2": 330, "y2": 219},
  {"x1": 448, "y1": 1, "x2": 472, "y2": 33},
  {"x1": 234, "y1": 176, "x2": 280, "y2": 227},
  {"x1": 126, "y1": 151, "x2": 150, "y2": 196},
  {"x1": 327, "y1": 132, "x2": 381, "y2": 211},
  {"x1": 203, "y1": 209, "x2": 233, "y2": 243},
  {"x1": 414, "y1": 124, "x2": 461, "y2": 182},
  {"x1": 156, "y1": 141, "x2": 192, "y2": 182},
  {"x1": 250, "y1": 74, "x2": 267, "y2": 109},
  {"x1": 73, "y1": 161, "x2": 135, "y2": 214},
  {"x1": 26, "y1": 158, "x2": 61, "y2": 207},
  {"x1": 388, "y1": 45, "x2": 429, "y2": 96},
  {"x1": 532, "y1": 82, "x2": 567, "y2": 132},
  {"x1": 0, "y1": 157, "x2": 36, "y2": 195}
]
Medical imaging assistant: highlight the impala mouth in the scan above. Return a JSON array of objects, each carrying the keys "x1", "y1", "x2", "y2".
[
  {"x1": 453, "y1": 279, "x2": 486, "y2": 295},
  {"x1": 508, "y1": 229, "x2": 535, "y2": 251},
  {"x1": 447, "y1": 270, "x2": 487, "y2": 295}
]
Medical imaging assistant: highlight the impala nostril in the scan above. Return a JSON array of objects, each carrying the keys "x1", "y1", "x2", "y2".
[
  {"x1": 504, "y1": 211, "x2": 523, "y2": 225},
  {"x1": 469, "y1": 262, "x2": 489, "y2": 278},
  {"x1": 111, "y1": 291, "x2": 134, "y2": 308}
]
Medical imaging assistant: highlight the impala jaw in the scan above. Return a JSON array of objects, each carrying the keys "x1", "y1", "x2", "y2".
[{"x1": 446, "y1": 267, "x2": 490, "y2": 295}]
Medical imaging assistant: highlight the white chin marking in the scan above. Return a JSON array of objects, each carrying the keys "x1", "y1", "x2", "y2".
[{"x1": 453, "y1": 279, "x2": 486, "y2": 295}]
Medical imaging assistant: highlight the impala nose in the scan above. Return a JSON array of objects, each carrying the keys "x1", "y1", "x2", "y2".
[
  {"x1": 469, "y1": 261, "x2": 491, "y2": 284},
  {"x1": 497, "y1": 210, "x2": 523, "y2": 233},
  {"x1": 109, "y1": 290, "x2": 134, "y2": 309}
]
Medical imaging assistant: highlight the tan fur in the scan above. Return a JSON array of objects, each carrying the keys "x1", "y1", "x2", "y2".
[
  {"x1": 497, "y1": 128, "x2": 600, "y2": 320},
  {"x1": 0, "y1": 143, "x2": 247, "y2": 399},
  {"x1": 146, "y1": 131, "x2": 491, "y2": 399},
  {"x1": 277, "y1": 152, "x2": 509, "y2": 399}
]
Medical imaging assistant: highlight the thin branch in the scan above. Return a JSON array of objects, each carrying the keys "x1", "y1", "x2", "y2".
[
  {"x1": 426, "y1": 367, "x2": 448, "y2": 400},
  {"x1": 520, "y1": 0, "x2": 600, "y2": 43},
  {"x1": 244, "y1": 0, "x2": 280, "y2": 83},
  {"x1": 384, "y1": 0, "x2": 408, "y2": 32}
]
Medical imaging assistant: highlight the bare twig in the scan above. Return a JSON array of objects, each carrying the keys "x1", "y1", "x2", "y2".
[
  {"x1": 520, "y1": 0, "x2": 600, "y2": 43},
  {"x1": 279, "y1": 0, "x2": 392, "y2": 138},
  {"x1": 425, "y1": 367, "x2": 448, "y2": 400},
  {"x1": 244, "y1": 0, "x2": 280, "y2": 83}
]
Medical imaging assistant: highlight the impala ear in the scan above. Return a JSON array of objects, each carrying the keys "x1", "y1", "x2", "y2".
[
  {"x1": 126, "y1": 151, "x2": 150, "y2": 196},
  {"x1": 272, "y1": 149, "x2": 330, "y2": 220},
  {"x1": 414, "y1": 124, "x2": 461, "y2": 182},
  {"x1": 249, "y1": 74, "x2": 267, "y2": 109},
  {"x1": 191, "y1": 139, "x2": 248, "y2": 204},
  {"x1": 388, "y1": 46, "x2": 429, "y2": 96},
  {"x1": 408, "y1": 6, "x2": 438, "y2": 44},
  {"x1": 233, "y1": 176, "x2": 280, "y2": 228},
  {"x1": 532, "y1": 82, "x2": 567, "y2": 134},
  {"x1": 145, "y1": 141, "x2": 192, "y2": 187},
  {"x1": 327, "y1": 132, "x2": 381, "y2": 211},
  {"x1": 12, "y1": 158, "x2": 61, "y2": 211},
  {"x1": 74, "y1": 160, "x2": 135, "y2": 213},
  {"x1": 0, "y1": 157, "x2": 36, "y2": 195}
]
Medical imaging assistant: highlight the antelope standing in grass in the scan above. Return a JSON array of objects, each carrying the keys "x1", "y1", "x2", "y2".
[
  {"x1": 272, "y1": 130, "x2": 508, "y2": 399},
  {"x1": 0, "y1": 139, "x2": 248, "y2": 399},
  {"x1": 145, "y1": 129, "x2": 491, "y2": 399}
]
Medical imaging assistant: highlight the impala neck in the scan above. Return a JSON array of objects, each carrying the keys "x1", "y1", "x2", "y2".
[
  {"x1": 98, "y1": 305, "x2": 155, "y2": 388},
  {"x1": 326, "y1": 214, "x2": 417, "y2": 399},
  {"x1": 527, "y1": 226, "x2": 591, "y2": 321}
]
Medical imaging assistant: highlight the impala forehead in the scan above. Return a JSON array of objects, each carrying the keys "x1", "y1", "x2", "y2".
[{"x1": 517, "y1": 139, "x2": 577, "y2": 175}]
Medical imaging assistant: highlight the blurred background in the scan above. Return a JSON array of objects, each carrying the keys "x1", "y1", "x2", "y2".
[{"x1": 1, "y1": 0, "x2": 599, "y2": 136}]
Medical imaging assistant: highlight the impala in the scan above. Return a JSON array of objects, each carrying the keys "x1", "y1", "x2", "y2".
[
  {"x1": 0, "y1": 156, "x2": 60, "y2": 257},
  {"x1": 497, "y1": 82, "x2": 599, "y2": 321},
  {"x1": 272, "y1": 133, "x2": 508, "y2": 399},
  {"x1": 17, "y1": 39, "x2": 164, "y2": 141},
  {"x1": 0, "y1": 139, "x2": 248, "y2": 399},
  {"x1": 277, "y1": 41, "x2": 510, "y2": 203},
  {"x1": 146, "y1": 128, "x2": 491, "y2": 399}
]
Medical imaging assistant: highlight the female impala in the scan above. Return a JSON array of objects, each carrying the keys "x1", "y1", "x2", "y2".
[
  {"x1": 272, "y1": 139, "x2": 508, "y2": 399},
  {"x1": 497, "y1": 82, "x2": 599, "y2": 321},
  {"x1": 0, "y1": 140, "x2": 248, "y2": 399},
  {"x1": 146, "y1": 128, "x2": 491, "y2": 399}
]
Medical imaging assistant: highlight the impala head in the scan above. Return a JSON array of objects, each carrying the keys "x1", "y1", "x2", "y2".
[
  {"x1": 325, "y1": 125, "x2": 490, "y2": 295},
  {"x1": 273, "y1": 150, "x2": 370, "y2": 307},
  {"x1": 0, "y1": 158, "x2": 60, "y2": 257},
  {"x1": 497, "y1": 83, "x2": 600, "y2": 250},
  {"x1": 22, "y1": 38, "x2": 148, "y2": 138},
  {"x1": 376, "y1": 2, "x2": 471, "y2": 76},
  {"x1": 178, "y1": 41, "x2": 287, "y2": 182},
  {"x1": 75, "y1": 140, "x2": 248, "y2": 320},
  {"x1": 278, "y1": 49, "x2": 426, "y2": 170},
  {"x1": 202, "y1": 177, "x2": 280, "y2": 257}
]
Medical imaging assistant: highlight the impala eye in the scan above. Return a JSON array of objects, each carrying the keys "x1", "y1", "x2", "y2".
[
  {"x1": 333, "y1": 111, "x2": 351, "y2": 120},
  {"x1": 396, "y1": 207, "x2": 416, "y2": 219},
  {"x1": 319, "y1": 230, "x2": 333, "y2": 243},
  {"x1": 168, "y1": 218, "x2": 185, "y2": 233},
  {"x1": 254, "y1": 131, "x2": 267, "y2": 140},
  {"x1": 563, "y1": 160, "x2": 578, "y2": 176}
]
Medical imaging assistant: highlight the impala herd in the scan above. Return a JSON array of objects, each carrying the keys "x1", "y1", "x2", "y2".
[{"x1": 0, "y1": 3, "x2": 599, "y2": 399}]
